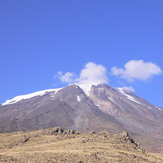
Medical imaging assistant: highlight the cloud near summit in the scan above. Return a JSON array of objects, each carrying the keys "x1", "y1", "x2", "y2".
[
  {"x1": 111, "y1": 60, "x2": 162, "y2": 82},
  {"x1": 55, "y1": 62, "x2": 108, "y2": 85},
  {"x1": 55, "y1": 60, "x2": 162, "y2": 87}
]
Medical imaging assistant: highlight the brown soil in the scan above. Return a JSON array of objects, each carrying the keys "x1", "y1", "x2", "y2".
[{"x1": 0, "y1": 127, "x2": 163, "y2": 163}]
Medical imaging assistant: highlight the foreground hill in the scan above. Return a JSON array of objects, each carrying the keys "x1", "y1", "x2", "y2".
[
  {"x1": 0, "y1": 84, "x2": 163, "y2": 153},
  {"x1": 0, "y1": 127, "x2": 163, "y2": 163}
]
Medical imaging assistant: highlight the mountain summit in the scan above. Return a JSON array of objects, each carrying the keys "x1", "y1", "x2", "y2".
[{"x1": 0, "y1": 84, "x2": 163, "y2": 152}]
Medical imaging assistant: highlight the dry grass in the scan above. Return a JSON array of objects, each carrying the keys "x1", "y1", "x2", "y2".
[{"x1": 0, "y1": 128, "x2": 163, "y2": 163}]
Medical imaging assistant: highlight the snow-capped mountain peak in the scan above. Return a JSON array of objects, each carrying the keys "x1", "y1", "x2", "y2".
[
  {"x1": 75, "y1": 83, "x2": 92, "y2": 96},
  {"x1": 2, "y1": 88, "x2": 62, "y2": 106},
  {"x1": 0, "y1": 83, "x2": 163, "y2": 153}
]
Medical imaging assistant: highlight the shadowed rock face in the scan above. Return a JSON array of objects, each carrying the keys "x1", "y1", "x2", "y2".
[{"x1": 0, "y1": 84, "x2": 163, "y2": 152}]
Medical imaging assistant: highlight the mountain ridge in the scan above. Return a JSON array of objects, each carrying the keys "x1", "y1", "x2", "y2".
[{"x1": 1, "y1": 83, "x2": 163, "y2": 110}]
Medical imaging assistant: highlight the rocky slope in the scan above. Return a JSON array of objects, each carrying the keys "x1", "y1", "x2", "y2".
[{"x1": 0, "y1": 127, "x2": 163, "y2": 163}]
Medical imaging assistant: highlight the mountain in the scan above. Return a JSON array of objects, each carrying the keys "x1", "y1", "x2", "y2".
[{"x1": 0, "y1": 83, "x2": 163, "y2": 153}]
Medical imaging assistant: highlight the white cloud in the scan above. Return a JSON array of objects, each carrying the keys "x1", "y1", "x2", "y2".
[
  {"x1": 55, "y1": 71, "x2": 76, "y2": 83},
  {"x1": 111, "y1": 60, "x2": 162, "y2": 82},
  {"x1": 55, "y1": 62, "x2": 108, "y2": 86},
  {"x1": 77, "y1": 62, "x2": 108, "y2": 85}
]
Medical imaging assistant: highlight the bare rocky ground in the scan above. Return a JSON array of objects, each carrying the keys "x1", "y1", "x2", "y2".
[{"x1": 0, "y1": 127, "x2": 163, "y2": 163}]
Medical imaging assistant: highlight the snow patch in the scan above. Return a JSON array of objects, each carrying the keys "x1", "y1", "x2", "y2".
[
  {"x1": 117, "y1": 88, "x2": 141, "y2": 104},
  {"x1": 76, "y1": 83, "x2": 92, "y2": 96},
  {"x1": 77, "y1": 95, "x2": 81, "y2": 102},
  {"x1": 95, "y1": 104, "x2": 100, "y2": 107},
  {"x1": 147, "y1": 106, "x2": 152, "y2": 110},
  {"x1": 155, "y1": 106, "x2": 162, "y2": 111},
  {"x1": 2, "y1": 88, "x2": 62, "y2": 106}
]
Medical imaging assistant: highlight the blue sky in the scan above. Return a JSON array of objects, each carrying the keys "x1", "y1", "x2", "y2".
[{"x1": 0, "y1": 0, "x2": 163, "y2": 107}]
